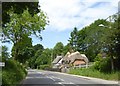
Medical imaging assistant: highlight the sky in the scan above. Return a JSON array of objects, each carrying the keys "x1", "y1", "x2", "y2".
[{"x1": 4, "y1": 0, "x2": 119, "y2": 53}]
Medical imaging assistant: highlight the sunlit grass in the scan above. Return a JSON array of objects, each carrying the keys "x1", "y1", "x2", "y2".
[{"x1": 69, "y1": 67, "x2": 119, "y2": 80}]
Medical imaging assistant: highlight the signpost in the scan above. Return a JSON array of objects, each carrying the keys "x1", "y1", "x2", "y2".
[{"x1": 0, "y1": 62, "x2": 5, "y2": 67}]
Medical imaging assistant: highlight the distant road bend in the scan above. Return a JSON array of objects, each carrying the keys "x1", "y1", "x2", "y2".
[{"x1": 20, "y1": 69, "x2": 119, "y2": 86}]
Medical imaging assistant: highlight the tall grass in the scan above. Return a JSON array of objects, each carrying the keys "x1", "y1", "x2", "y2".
[{"x1": 69, "y1": 67, "x2": 119, "y2": 80}]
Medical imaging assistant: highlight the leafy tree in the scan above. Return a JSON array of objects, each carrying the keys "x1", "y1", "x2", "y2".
[
  {"x1": 77, "y1": 28, "x2": 87, "y2": 52},
  {"x1": 33, "y1": 44, "x2": 44, "y2": 53},
  {"x1": 34, "y1": 48, "x2": 52, "y2": 68},
  {"x1": 3, "y1": 9, "x2": 48, "y2": 60},
  {"x1": 76, "y1": 19, "x2": 109, "y2": 61},
  {"x1": 68, "y1": 27, "x2": 78, "y2": 51},
  {"x1": 27, "y1": 44, "x2": 51, "y2": 69},
  {"x1": 11, "y1": 35, "x2": 33, "y2": 63},
  {"x1": 62, "y1": 44, "x2": 71, "y2": 55},
  {"x1": 53, "y1": 42, "x2": 64, "y2": 58},
  {"x1": 27, "y1": 44, "x2": 44, "y2": 68},
  {"x1": 2, "y1": 2, "x2": 40, "y2": 26},
  {"x1": 100, "y1": 14, "x2": 120, "y2": 70}
]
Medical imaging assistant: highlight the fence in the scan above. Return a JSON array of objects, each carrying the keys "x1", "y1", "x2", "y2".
[{"x1": 73, "y1": 62, "x2": 94, "y2": 69}]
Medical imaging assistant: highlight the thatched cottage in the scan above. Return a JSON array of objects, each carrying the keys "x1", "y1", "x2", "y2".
[
  {"x1": 62, "y1": 51, "x2": 89, "y2": 67},
  {"x1": 52, "y1": 51, "x2": 89, "y2": 71},
  {"x1": 52, "y1": 56, "x2": 63, "y2": 68}
]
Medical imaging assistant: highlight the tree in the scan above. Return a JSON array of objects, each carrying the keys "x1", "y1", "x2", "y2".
[
  {"x1": 27, "y1": 44, "x2": 45, "y2": 68},
  {"x1": 62, "y1": 44, "x2": 71, "y2": 55},
  {"x1": 2, "y1": 2, "x2": 40, "y2": 26},
  {"x1": 32, "y1": 48, "x2": 52, "y2": 69},
  {"x1": 53, "y1": 42, "x2": 64, "y2": 58},
  {"x1": 68, "y1": 27, "x2": 78, "y2": 51},
  {"x1": 100, "y1": 14, "x2": 120, "y2": 71},
  {"x1": 76, "y1": 19, "x2": 109, "y2": 61},
  {"x1": 77, "y1": 28, "x2": 87, "y2": 52},
  {"x1": 3, "y1": 9, "x2": 48, "y2": 60},
  {"x1": 11, "y1": 35, "x2": 33, "y2": 63},
  {"x1": 1, "y1": 46, "x2": 9, "y2": 61},
  {"x1": 33, "y1": 44, "x2": 44, "y2": 53}
]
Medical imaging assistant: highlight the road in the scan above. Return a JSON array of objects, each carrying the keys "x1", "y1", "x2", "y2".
[{"x1": 20, "y1": 69, "x2": 118, "y2": 86}]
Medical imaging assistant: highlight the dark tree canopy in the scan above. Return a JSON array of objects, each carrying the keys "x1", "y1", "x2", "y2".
[
  {"x1": 2, "y1": 2, "x2": 40, "y2": 26},
  {"x1": 68, "y1": 27, "x2": 78, "y2": 51}
]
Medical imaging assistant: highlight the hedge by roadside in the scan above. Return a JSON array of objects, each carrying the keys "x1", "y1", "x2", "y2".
[{"x1": 2, "y1": 59, "x2": 27, "y2": 86}]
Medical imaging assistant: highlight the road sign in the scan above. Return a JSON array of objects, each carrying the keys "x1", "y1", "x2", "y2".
[{"x1": 0, "y1": 62, "x2": 5, "y2": 67}]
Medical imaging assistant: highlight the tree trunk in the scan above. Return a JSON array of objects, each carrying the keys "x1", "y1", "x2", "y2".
[
  {"x1": 111, "y1": 56, "x2": 114, "y2": 71},
  {"x1": 13, "y1": 42, "x2": 18, "y2": 60},
  {"x1": 14, "y1": 47, "x2": 18, "y2": 60}
]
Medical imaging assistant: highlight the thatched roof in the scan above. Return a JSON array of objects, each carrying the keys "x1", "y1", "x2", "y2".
[
  {"x1": 81, "y1": 54, "x2": 89, "y2": 63},
  {"x1": 63, "y1": 51, "x2": 89, "y2": 64},
  {"x1": 63, "y1": 52, "x2": 70, "y2": 61},
  {"x1": 52, "y1": 56, "x2": 63, "y2": 64},
  {"x1": 58, "y1": 58, "x2": 63, "y2": 64}
]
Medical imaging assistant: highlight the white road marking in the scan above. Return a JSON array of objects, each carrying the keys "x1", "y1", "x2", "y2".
[
  {"x1": 48, "y1": 76, "x2": 56, "y2": 81},
  {"x1": 57, "y1": 82, "x2": 66, "y2": 86},
  {"x1": 58, "y1": 82, "x2": 80, "y2": 86},
  {"x1": 48, "y1": 76, "x2": 65, "y2": 82},
  {"x1": 37, "y1": 72, "x2": 45, "y2": 75},
  {"x1": 52, "y1": 76, "x2": 64, "y2": 82}
]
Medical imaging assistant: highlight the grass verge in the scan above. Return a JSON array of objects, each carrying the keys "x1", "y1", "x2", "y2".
[{"x1": 68, "y1": 67, "x2": 119, "y2": 81}]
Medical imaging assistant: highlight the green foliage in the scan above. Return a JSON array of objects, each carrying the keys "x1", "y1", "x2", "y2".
[
  {"x1": 69, "y1": 67, "x2": 119, "y2": 80},
  {"x1": 2, "y1": 2, "x2": 40, "y2": 26},
  {"x1": 67, "y1": 14, "x2": 120, "y2": 72},
  {"x1": 98, "y1": 15, "x2": 120, "y2": 71},
  {"x1": 39, "y1": 65, "x2": 51, "y2": 70},
  {"x1": 3, "y1": 9, "x2": 48, "y2": 43},
  {"x1": 68, "y1": 19, "x2": 109, "y2": 61},
  {"x1": 1, "y1": 46, "x2": 9, "y2": 61},
  {"x1": 62, "y1": 44, "x2": 71, "y2": 55},
  {"x1": 3, "y1": 7, "x2": 48, "y2": 62},
  {"x1": 33, "y1": 44, "x2": 44, "y2": 52},
  {"x1": 32, "y1": 44, "x2": 44, "y2": 65},
  {"x1": 53, "y1": 42, "x2": 64, "y2": 58},
  {"x1": 68, "y1": 27, "x2": 78, "y2": 51},
  {"x1": 92, "y1": 53, "x2": 111, "y2": 72},
  {"x1": 11, "y1": 36, "x2": 33, "y2": 63},
  {"x1": 68, "y1": 16, "x2": 120, "y2": 69},
  {"x1": 27, "y1": 45, "x2": 52, "y2": 69},
  {"x1": 2, "y1": 59, "x2": 27, "y2": 86},
  {"x1": 35, "y1": 48, "x2": 51, "y2": 65},
  {"x1": 81, "y1": 19, "x2": 109, "y2": 61}
]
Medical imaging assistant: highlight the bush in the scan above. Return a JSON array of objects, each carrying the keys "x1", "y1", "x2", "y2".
[
  {"x1": 2, "y1": 59, "x2": 27, "y2": 86},
  {"x1": 99, "y1": 57, "x2": 111, "y2": 72},
  {"x1": 38, "y1": 65, "x2": 51, "y2": 70},
  {"x1": 93, "y1": 54, "x2": 111, "y2": 73}
]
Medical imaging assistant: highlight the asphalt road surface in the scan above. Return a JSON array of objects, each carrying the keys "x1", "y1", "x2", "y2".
[{"x1": 20, "y1": 69, "x2": 118, "y2": 86}]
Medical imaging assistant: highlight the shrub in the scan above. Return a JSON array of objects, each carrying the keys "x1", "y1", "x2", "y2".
[
  {"x1": 2, "y1": 59, "x2": 27, "y2": 86},
  {"x1": 39, "y1": 65, "x2": 51, "y2": 70},
  {"x1": 93, "y1": 54, "x2": 111, "y2": 73},
  {"x1": 99, "y1": 57, "x2": 111, "y2": 72}
]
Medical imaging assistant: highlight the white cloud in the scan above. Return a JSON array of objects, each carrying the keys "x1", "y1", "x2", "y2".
[{"x1": 39, "y1": 0, "x2": 119, "y2": 31}]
